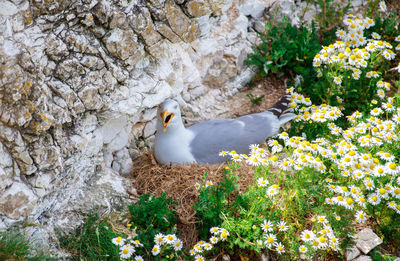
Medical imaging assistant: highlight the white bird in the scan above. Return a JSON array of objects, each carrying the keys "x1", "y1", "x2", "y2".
[{"x1": 154, "y1": 96, "x2": 295, "y2": 165}]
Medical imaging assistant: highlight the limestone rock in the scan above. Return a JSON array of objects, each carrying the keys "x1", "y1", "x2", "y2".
[
  {"x1": 0, "y1": 0, "x2": 18, "y2": 16},
  {"x1": 204, "y1": 57, "x2": 238, "y2": 88},
  {"x1": 354, "y1": 256, "x2": 372, "y2": 261},
  {"x1": 103, "y1": 28, "x2": 138, "y2": 60},
  {"x1": 129, "y1": 7, "x2": 162, "y2": 46},
  {"x1": 355, "y1": 228, "x2": 383, "y2": 254},
  {"x1": 0, "y1": 182, "x2": 37, "y2": 220},
  {"x1": 186, "y1": 0, "x2": 212, "y2": 17},
  {"x1": 45, "y1": 34, "x2": 69, "y2": 61},
  {"x1": 78, "y1": 85, "x2": 103, "y2": 111},
  {"x1": 91, "y1": 0, "x2": 112, "y2": 25},
  {"x1": 346, "y1": 245, "x2": 361, "y2": 261},
  {"x1": 0, "y1": 166, "x2": 12, "y2": 195},
  {"x1": 166, "y1": 1, "x2": 201, "y2": 42},
  {"x1": 239, "y1": 0, "x2": 265, "y2": 19}
]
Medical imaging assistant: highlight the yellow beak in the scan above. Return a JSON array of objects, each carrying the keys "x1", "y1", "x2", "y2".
[{"x1": 160, "y1": 110, "x2": 175, "y2": 132}]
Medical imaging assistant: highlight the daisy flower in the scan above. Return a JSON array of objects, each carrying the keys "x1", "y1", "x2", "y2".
[
  {"x1": 377, "y1": 89, "x2": 385, "y2": 99},
  {"x1": 163, "y1": 234, "x2": 177, "y2": 244},
  {"x1": 387, "y1": 201, "x2": 397, "y2": 210},
  {"x1": 210, "y1": 227, "x2": 220, "y2": 234},
  {"x1": 131, "y1": 240, "x2": 143, "y2": 248},
  {"x1": 277, "y1": 220, "x2": 289, "y2": 231},
  {"x1": 316, "y1": 215, "x2": 328, "y2": 224},
  {"x1": 220, "y1": 229, "x2": 229, "y2": 241},
  {"x1": 210, "y1": 236, "x2": 218, "y2": 244},
  {"x1": 112, "y1": 236, "x2": 125, "y2": 246},
  {"x1": 275, "y1": 242, "x2": 285, "y2": 254},
  {"x1": 371, "y1": 32, "x2": 381, "y2": 40},
  {"x1": 152, "y1": 244, "x2": 161, "y2": 256},
  {"x1": 195, "y1": 255, "x2": 205, "y2": 261},
  {"x1": 385, "y1": 162, "x2": 398, "y2": 175},
  {"x1": 379, "y1": 1, "x2": 387, "y2": 12},
  {"x1": 264, "y1": 233, "x2": 277, "y2": 248},
  {"x1": 154, "y1": 233, "x2": 164, "y2": 245},
  {"x1": 247, "y1": 156, "x2": 261, "y2": 166},
  {"x1": 368, "y1": 193, "x2": 381, "y2": 205},
  {"x1": 203, "y1": 242, "x2": 212, "y2": 250},
  {"x1": 119, "y1": 244, "x2": 134, "y2": 259},
  {"x1": 377, "y1": 187, "x2": 389, "y2": 199},
  {"x1": 333, "y1": 76, "x2": 342, "y2": 85},
  {"x1": 261, "y1": 220, "x2": 274, "y2": 232},
  {"x1": 174, "y1": 239, "x2": 183, "y2": 251},
  {"x1": 392, "y1": 187, "x2": 400, "y2": 199},
  {"x1": 257, "y1": 177, "x2": 269, "y2": 187},
  {"x1": 266, "y1": 185, "x2": 279, "y2": 197},
  {"x1": 219, "y1": 150, "x2": 228, "y2": 157},
  {"x1": 355, "y1": 210, "x2": 367, "y2": 223},
  {"x1": 299, "y1": 245, "x2": 308, "y2": 253},
  {"x1": 300, "y1": 230, "x2": 315, "y2": 242},
  {"x1": 135, "y1": 256, "x2": 144, "y2": 261}
]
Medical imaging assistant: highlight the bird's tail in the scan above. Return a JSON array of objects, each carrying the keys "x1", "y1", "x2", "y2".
[{"x1": 267, "y1": 95, "x2": 296, "y2": 125}]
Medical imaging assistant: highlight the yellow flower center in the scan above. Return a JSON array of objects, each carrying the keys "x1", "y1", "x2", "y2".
[{"x1": 346, "y1": 198, "x2": 353, "y2": 205}]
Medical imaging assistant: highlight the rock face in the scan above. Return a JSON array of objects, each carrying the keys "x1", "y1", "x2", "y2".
[{"x1": 0, "y1": 0, "x2": 322, "y2": 253}]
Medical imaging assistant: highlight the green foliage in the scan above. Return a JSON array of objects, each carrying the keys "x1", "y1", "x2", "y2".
[
  {"x1": 246, "y1": 93, "x2": 265, "y2": 104},
  {"x1": 59, "y1": 213, "x2": 121, "y2": 260},
  {"x1": 310, "y1": 0, "x2": 352, "y2": 31},
  {"x1": 193, "y1": 169, "x2": 239, "y2": 239},
  {"x1": 0, "y1": 229, "x2": 53, "y2": 261},
  {"x1": 245, "y1": 17, "x2": 323, "y2": 78},
  {"x1": 128, "y1": 193, "x2": 178, "y2": 254},
  {"x1": 370, "y1": 249, "x2": 398, "y2": 261}
]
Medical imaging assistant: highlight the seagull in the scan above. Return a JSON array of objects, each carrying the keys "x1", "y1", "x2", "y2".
[{"x1": 154, "y1": 96, "x2": 295, "y2": 165}]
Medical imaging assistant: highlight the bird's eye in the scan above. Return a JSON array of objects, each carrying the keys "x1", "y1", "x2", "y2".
[{"x1": 174, "y1": 105, "x2": 178, "y2": 110}]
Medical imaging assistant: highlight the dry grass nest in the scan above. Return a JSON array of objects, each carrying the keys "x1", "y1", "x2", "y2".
[{"x1": 131, "y1": 150, "x2": 257, "y2": 247}]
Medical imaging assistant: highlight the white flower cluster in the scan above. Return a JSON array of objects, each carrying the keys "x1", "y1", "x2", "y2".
[
  {"x1": 152, "y1": 233, "x2": 183, "y2": 256},
  {"x1": 258, "y1": 219, "x2": 289, "y2": 254},
  {"x1": 112, "y1": 236, "x2": 144, "y2": 260},
  {"x1": 300, "y1": 218, "x2": 340, "y2": 253},
  {"x1": 195, "y1": 180, "x2": 214, "y2": 190},
  {"x1": 189, "y1": 227, "x2": 229, "y2": 261},
  {"x1": 312, "y1": 13, "x2": 399, "y2": 101}
]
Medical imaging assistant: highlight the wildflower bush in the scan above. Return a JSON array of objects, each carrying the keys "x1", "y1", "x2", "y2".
[
  {"x1": 215, "y1": 85, "x2": 400, "y2": 259},
  {"x1": 311, "y1": 13, "x2": 399, "y2": 113}
]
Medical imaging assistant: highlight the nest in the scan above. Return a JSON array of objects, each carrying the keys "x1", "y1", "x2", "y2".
[{"x1": 131, "y1": 151, "x2": 256, "y2": 247}]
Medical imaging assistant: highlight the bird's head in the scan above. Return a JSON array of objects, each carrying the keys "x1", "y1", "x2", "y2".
[{"x1": 157, "y1": 99, "x2": 183, "y2": 133}]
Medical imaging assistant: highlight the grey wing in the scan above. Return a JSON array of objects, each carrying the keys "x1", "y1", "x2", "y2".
[{"x1": 188, "y1": 111, "x2": 281, "y2": 164}]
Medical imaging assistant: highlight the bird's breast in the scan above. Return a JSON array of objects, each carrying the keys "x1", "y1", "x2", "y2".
[{"x1": 154, "y1": 129, "x2": 196, "y2": 165}]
